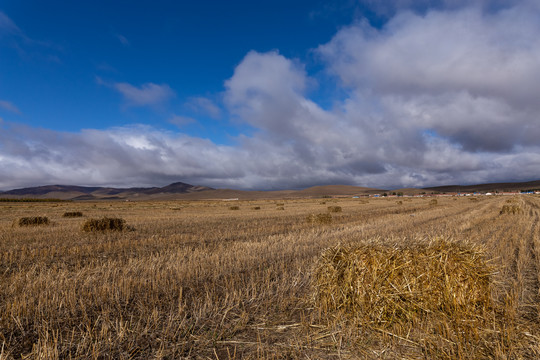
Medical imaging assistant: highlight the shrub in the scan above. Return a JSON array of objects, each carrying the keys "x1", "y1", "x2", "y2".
[
  {"x1": 469, "y1": 197, "x2": 478, "y2": 201},
  {"x1": 429, "y1": 199, "x2": 438, "y2": 206},
  {"x1": 63, "y1": 211, "x2": 83, "y2": 218},
  {"x1": 500, "y1": 204, "x2": 522, "y2": 215},
  {"x1": 17, "y1": 216, "x2": 50, "y2": 226},
  {"x1": 252, "y1": 206, "x2": 261, "y2": 210},
  {"x1": 306, "y1": 213, "x2": 332, "y2": 224},
  {"x1": 327, "y1": 206, "x2": 342, "y2": 213},
  {"x1": 82, "y1": 217, "x2": 126, "y2": 232},
  {"x1": 276, "y1": 203, "x2": 285, "y2": 206},
  {"x1": 276, "y1": 206, "x2": 285, "y2": 210},
  {"x1": 396, "y1": 201, "x2": 403, "y2": 205},
  {"x1": 229, "y1": 206, "x2": 240, "y2": 210}
]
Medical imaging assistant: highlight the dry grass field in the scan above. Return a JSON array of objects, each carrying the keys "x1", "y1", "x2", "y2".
[{"x1": 1, "y1": 195, "x2": 539, "y2": 359}]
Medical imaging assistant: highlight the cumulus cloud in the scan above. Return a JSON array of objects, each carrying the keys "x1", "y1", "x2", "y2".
[
  {"x1": 318, "y1": 4, "x2": 540, "y2": 153},
  {"x1": 2, "y1": 2, "x2": 540, "y2": 190}
]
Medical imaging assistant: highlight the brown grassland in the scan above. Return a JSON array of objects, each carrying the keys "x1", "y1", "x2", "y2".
[{"x1": 1, "y1": 195, "x2": 539, "y2": 359}]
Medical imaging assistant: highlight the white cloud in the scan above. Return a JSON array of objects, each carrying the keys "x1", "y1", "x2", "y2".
[
  {"x1": 185, "y1": 97, "x2": 222, "y2": 119},
  {"x1": 168, "y1": 114, "x2": 197, "y2": 127},
  {"x1": 111, "y1": 82, "x2": 175, "y2": 107},
  {"x1": 0, "y1": 100, "x2": 20, "y2": 114},
  {"x1": 115, "y1": 33, "x2": 130, "y2": 46},
  {"x1": 2, "y1": 2, "x2": 540, "y2": 190},
  {"x1": 0, "y1": 11, "x2": 21, "y2": 35},
  {"x1": 317, "y1": 3, "x2": 540, "y2": 153}
]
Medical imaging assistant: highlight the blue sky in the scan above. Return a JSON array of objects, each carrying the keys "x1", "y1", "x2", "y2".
[
  {"x1": 1, "y1": 1, "x2": 356, "y2": 137},
  {"x1": 1, "y1": 0, "x2": 540, "y2": 190}
]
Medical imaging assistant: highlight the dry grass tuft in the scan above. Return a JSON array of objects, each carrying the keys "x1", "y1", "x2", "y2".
[
  {"x1": 396, "y1": 200, "x2": 403, "y2": 205},
  {"x1": 429, "y1": 199, "x2": 438, "y2": 205},
  {"x1": 276, "y1": 206, "x2": 285, "y2": 210},
  {"x1": 306, "y1": 213, "x2": 333, "y2": 225},
  {"x1": 327, "y1": 206, "x2": 342, "y2": 213},
  {"x1": 81, "y1": 217, "x2": 126, "y2": 232},
  {"x1": 62, "y1": 211, "x2": 83, "y2": 218},
  {"x1": 251, "y1": 206, "x2": 261, "y2": 210},
  {"x1": 500, "y1": 204, "x2": 523, "y2": 215},
  {"x1": 229, "y1": 206, "x2": 240, "y2": 210},
  {"x1": 469, "y1": 197, "x2": 479, "y2": 201},
  {"x1": 17, "y1": 216, "x2": 50, "y2": 226}
]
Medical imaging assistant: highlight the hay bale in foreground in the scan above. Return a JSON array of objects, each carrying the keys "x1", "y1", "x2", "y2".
[
  {"x1": 314, "y1": 239, "x2": 493, "y2": 325},
  {"x1": 17, "y1": 216, "x2": 50, "y2": 226},
  {"x1": 82, "y1": 217, "x2": 125, "y2": 232}
]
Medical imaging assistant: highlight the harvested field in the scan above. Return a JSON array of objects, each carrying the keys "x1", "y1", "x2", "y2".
[{"x1": 1, "y1": 195, "x2": 539, "y2": 358}]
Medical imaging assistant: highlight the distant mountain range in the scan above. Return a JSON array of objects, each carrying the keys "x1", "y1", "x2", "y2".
[
  {"x1": 0, "y1": 182, "x2": 214, "y2": 200},
  {"x1": 0, "y1": 179, "x2": 539, "y2": 201},
  {"x1": 423, "y1": 180, "x2": 540, "y2": 193}
]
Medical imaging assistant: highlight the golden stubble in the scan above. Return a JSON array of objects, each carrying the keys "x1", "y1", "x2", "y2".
[{"x1": 0, "y1": 195, "x2": 539, "y2": 359}]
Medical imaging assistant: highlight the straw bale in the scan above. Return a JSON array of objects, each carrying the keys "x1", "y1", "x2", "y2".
[
  {"x1": 81, "y1": 217, "x2": 125, "y2": 232},
  {"x1": 306, "y1": 213, "x2": 332, "y2": 225},
  {"x1": 17, "y1": 216, "x2": 50, "y2": 226},
  {"x1": 314, "y1": 239, "x2": 493, "y2": 325},
  {"x1": 500, "y1": 204, "x2": 522, "y2": 215},
  {"x1": 63, "y1": 211, "x2": 83, "y2": 217}
]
